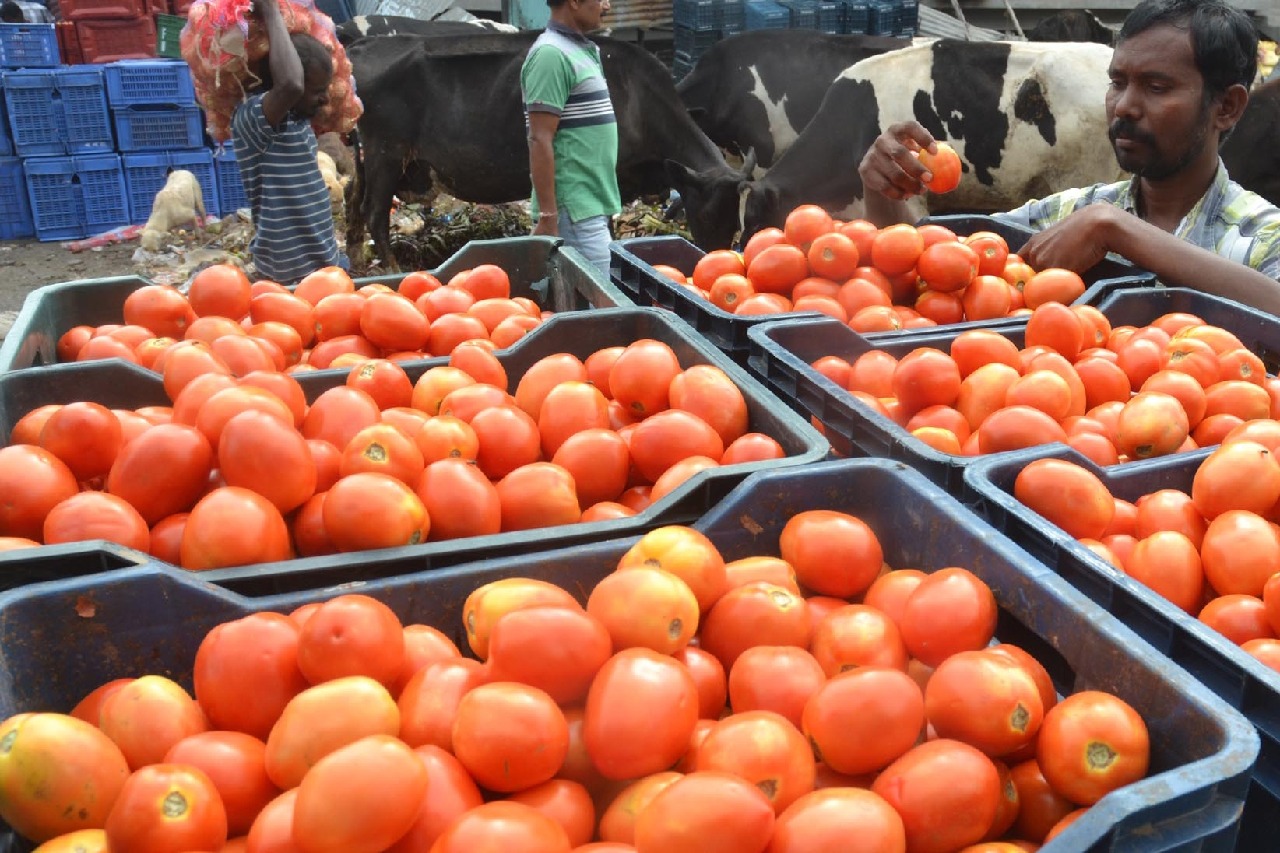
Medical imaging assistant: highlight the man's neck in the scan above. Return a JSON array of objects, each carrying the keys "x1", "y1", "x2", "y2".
[{"x1": 1135, "y1": 156, "x2": 1219, "y2": 233}]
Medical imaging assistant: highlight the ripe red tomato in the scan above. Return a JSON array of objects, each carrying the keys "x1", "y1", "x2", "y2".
[
  {"x1": 615, "y1": 526, "x2": 728, "y2": 613},
  {"x1": 98, "y1": 675, "x2": 209, "y2": 770},
  {"x1": 194, "y1": 612, "x2": 308, "y2": 740},
  {"x1": 871, "y1": 739, "x2": 1002, "y2": 853},
  {"x1": 917, "y1": 141, "x2": 962, "y2": 193},
  {"x1": 899, "y1": 567, "x2": 999, "y2": 667},
  {"x1": 802, "y1": 666, "x2": 924, "y2": 775},
  {"x1": 296, "y1": 594, "x2": 406, "y2": 689},
  {"x1": 292, "y1": 735, "x2": 428, "y2": 853},
  {"x1": 384, "y1": 746, "x2": 483, "y2": 853},
  {"x1": 104, "y1": 763, "x2": 228, "y2": 853},
  {"x1": 264, "y1": 676, "x2": 400, "y2": 790},
  {"x1": 397, "y1": 659, "x2": 486, "y2": 750},
  {"x1": 1036, "y1": 690, "x2": 1150, "y2": 805},
  {"x1": 779, "y1": 510, "x2": 883, "y2": 599},
  {"x1": 694, "y1": 710, "x2": 815, "y2": 814},
  {"x1": 430, "y1": 801, "x2": 571, "y2": 853},
  {"x1": 484, "y1": 605, "x2": 613, "y2": 705},
  {"x1": 0, "y1": 714, "x2": 130, "y2": 844},
  {"x1": 585, "y1": 648, "x2": 699, "y2": 780},
  {"x1": 0, "y1": 445, "x2": 79, "y2": 541},
  {"x1": 180, "y1": 486, "x2": 293, "y2": 570},
  {"x1": 633, "y1": 771, "x2": 776, "y2": 853},
  {"x1": 769, "y1": 788, "x2": 906, "y2": 853},
  {"x1": 451, "y1": 682, "x2": 569, "y2": 792},
  {"x1": 164, "y1": 731, "x2": 280, "y2": 837},
  {"x1": 924, "y1": 649, "x2": 1045, "y2": 757}
]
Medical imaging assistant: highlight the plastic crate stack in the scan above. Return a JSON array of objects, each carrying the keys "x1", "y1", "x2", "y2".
[
  {"x1": 835, "y1": 0, "x2": 914, "y2": 34},
  {"x1": 104, "y1": 59, "x2": 222, "y2": 226},
  {"x1": 0, "y1": 29, "x2": 129, "y2": 240},
  {"x1": 56, "y1": 0, "x2": 163, "y2": 65},
  {"x1": 671, "y1": 0, "x2": 745, "y2": 81}
]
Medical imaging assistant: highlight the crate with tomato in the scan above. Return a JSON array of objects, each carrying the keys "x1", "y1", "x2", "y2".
[
  {"x1": 609, "y1": 210, "x2": 1151, "y2": 366},
  {"x1": 0, "y1": 457, "x2": 1257, "y2": 851},
  {"x1": 965, "y1": 439, "x2": 1280, "y2": 851},
  {"x1": 0, "y1": 303, "x2": 828, "y2": 594},
  {"x1": 0, "y1": 236, "x2": 634, "y2": 375},
  {"x1": 747, "y1": 281, "x2": 1280, "y2": 494}
]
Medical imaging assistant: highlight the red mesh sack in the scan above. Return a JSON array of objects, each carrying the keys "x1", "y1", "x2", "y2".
[{"x1": 179, "y1": 0, "x2": 362, "y2": 143}]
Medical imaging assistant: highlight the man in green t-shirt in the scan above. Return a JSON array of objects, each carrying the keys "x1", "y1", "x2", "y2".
[{"x1": 520, "y1": 0, "x2": 622, "y2": 276}]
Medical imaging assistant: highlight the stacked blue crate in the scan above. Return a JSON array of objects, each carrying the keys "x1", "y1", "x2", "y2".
[
  {"x1": 2, "y1": 67, "x2": 113, "y2": 157},
  {"x1": 0, "y1": 78, "x2": 10, "y2": 158},
  {"x1": 0, "y1": 156, "x2": 33, "y2": 239},
  {"x1": 779, "y1": 0, "x2": 817, "y2": 28},
  {"x1": 816, "y1": 0, "x2": 842, "y2": 32},
  {"x1": 0, "y1": 23, "x2": 60, "y2": 69},
  {"x1": 898, "y1": 0, "x2": 917, "y2": 35},
  {"x1": 867, "y1": 0, "x2": 900, "y2": 35},
  {"x1": 840, "y1": 0, "x2": 869, "y2": 33},
  {"x1": 745, "y1": 0, "x2": 790, "y2": 30},
  {"x1": 673, "y1": 0, "x2": 746, "y2": 80},
  {"x1": 23, "y1": 154, "x2": 129, "y2": 241},
  {"x1": 103, "y1": 59, "x2": 216, "y2": 227},
  {"x1": 212, "y1": 144, "x2": 247, "y2": 217}
]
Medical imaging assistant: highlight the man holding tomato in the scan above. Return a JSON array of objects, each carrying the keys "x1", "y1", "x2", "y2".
[{"x1": 858, "y1": 0, "x2": 1280, "y2": 314}]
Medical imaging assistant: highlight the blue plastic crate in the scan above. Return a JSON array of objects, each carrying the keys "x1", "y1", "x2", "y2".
[
  {"x1": 841, "y1": 0, "x2": 869, "y2": 32},
  {"x1": 722, "y1": 0, "x2": 745, "y2": 28},
  {"x1": 868, "y1": 0, "x2": 899, "y2": 34},
  {"x1": 674, "y1": 25, "x2": 720, "y2": 59},
  {"x1": 75, "y1": 152, "x2": 129, "y2": 235},
  {"x1": 112, "y1": 103, "x2": 205, "y2": 151},
  {"x1": 54, "y1": 66, "x2": 113, "y2": 155},
  {"x1": 964, "y1": 446, "x2": 1280, "y2": 851},
  {"x1": 0, "y1": 156, "x2": 33, "y2": 239},
  {"x1": 211, "y1": 144, "x2": 247, "y2": 217},
  {"x1": 745, "y1": 0, "x2": 790, "y2": 29},
  {"x1": 22, "y1": 155, "x2": 80, "y2": 241},
  {"x1": 2, "y1": 69, "x2": 61, "y2": 157},
  {"x1": 0, "y1": 23, "x2": 60, "y2": 68},
  {"x1": 746, "y1": 282, "x2": 1280, "y2": 493},
  {"x1": 122, "y1": 148, "x2": 216, "y2": 225},
  {"x1": 0, "y1": 458, "x2": 1258, "y2": 852},
  {"x1": 0, "y1": 83, "x2": 10, "y2": 157},
  {"x1": 898, "y1": 0, "x2": 917, "y2": 33},
  {"x1": 780, "y1": 0, "x2": 818, "y2": 27},
  {"x1": 817, "y1": 0, "x2": 842, "y2": 31},
  {"x1": 674, "y1": 0, "x2": 719, "y2": 29},
  {"x1": 23, "y1": 153, "x2": 128, "y2": 241},
  {"x1": 103, "y1": 59, "x2": 196, "y2": 107}
]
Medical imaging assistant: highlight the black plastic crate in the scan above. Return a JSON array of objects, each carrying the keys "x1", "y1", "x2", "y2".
[
  {"x1": 964, "y1": 446, "x2": 1280, "y2": 851},
  {"x1": 674, "y1": 0, "x2": 719, "y2": 30},
  {"x1": 746, "y1": 282, "x2": 1280, "y2": 494},
  {"x1": 0, "y1": 458, "x2": 1257, "y2": 852},
  {"x1": 610, "y1": 216, "x2": 1155, "y2": 366},
  {"x1": 673, "y1": 25, "x2": 720, "y2": 59},
  {"x1": 0, "y1": 236, "x2": 634, "y2": 373},
  {"x1": 0, "y1": 308, "x2": 827, "y2": 595}
]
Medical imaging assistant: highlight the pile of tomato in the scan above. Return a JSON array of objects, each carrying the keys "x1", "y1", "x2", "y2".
[
  {"x1": 60, "y1": 263, "x2": 551, "y2": 374},
  {"x1": 810, "y1": 301, "x2": 1280, "y2": 463},
  {"x1": 650, "y1": 204, "x2": 1088, "y2": 332},
  {"x1": 0, "y1": 300, "x2": 788, "y2": 566},
  {"x1": 0, "y1": 515, "x2": 1154, "y2": 853},
  {"x1": 1015, "y1": 430, "x2": 1280, "y2": 674}
]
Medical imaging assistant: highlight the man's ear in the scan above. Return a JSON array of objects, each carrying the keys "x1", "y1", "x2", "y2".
[{"x1": 1217, "y1": 82, "x2": 1250, "y2": 132}]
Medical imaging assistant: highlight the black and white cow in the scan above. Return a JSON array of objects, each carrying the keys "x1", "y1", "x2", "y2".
[
  {"x1": 1222, "y1": 76, "x2": 1280, "y2": 207},
  {"x1": 737, "y1": 39, "x2": 1122, "y2": 241},
  {"x1": 675, "y1": 30, "x2": 911, "y2": 168},
  {"x1": 344, "y1": 31, "x2": 753, "y2": 263},
  {"x1": 1024, "y1": 10, "x2": 1115, "y2": 46},
  {"x1": 335, "y1": 14, "x2": 515, "y2": 47}
]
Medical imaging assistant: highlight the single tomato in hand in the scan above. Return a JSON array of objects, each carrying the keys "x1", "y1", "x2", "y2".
[{"x1": 917, "y1": 142, "x2": 962, "y2": 193}]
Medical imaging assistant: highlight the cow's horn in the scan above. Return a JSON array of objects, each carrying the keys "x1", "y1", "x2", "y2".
[{"x1": 741, "y1": 148, "x2": 757, "y2": 176}]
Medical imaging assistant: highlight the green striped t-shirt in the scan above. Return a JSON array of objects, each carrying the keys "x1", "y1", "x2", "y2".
[
  {"x1": 520, "y1": 23, "x2": 622, "y2": 223},
  {"x1": 996, "y1": 160, "x2": 1280, "y2": 281}
]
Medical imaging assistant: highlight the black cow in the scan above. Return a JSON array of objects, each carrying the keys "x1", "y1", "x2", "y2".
[
  {"x1": 345, "y1": 31, "x2": 752, "y2": 262},
  {"x1": 1024, "y1": 10, "x2": 1115, "y2": 46},
  {"x1": 335, "y1": 14, "x2": 515, "y2": 47},
  {"x1": 738, "y1": 39, "x2": 1123, "y2": 242},
  {"x1": 1222, "y1": 77, "x2": 1280, "y2": 207},
  {"x1": 675, "y1": 30, "x2": 911, "y2": 168}
]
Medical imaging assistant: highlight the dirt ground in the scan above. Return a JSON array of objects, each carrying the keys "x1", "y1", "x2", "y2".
[{"x1": 0, "y1": 238, "x2": 141, "y2": 314}]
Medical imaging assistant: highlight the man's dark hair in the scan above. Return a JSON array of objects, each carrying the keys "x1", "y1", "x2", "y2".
[
  {"x1": 546, "y1": 0, "x2": 566, "y2": 7},
  {"x1": 290, "y1": 32, "x2": 333, "y2": 78},
  {"x1": 0, "y1": 2, "x2": 25, "y2": 23},
  {"x1": 1119, "y1": 0, "x2": 1258, "y2": 99}
]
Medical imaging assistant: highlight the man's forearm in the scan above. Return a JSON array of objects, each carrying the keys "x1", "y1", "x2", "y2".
[
  {"x1": 529, "y1": 136, "x2": 558, "y2": 215},
  {"x1": 261, "y1": 0, "x2": 302, "y2": 96},
  {"x1": 1107, "y1": 215, "x2": 1280, "y2": 316}
]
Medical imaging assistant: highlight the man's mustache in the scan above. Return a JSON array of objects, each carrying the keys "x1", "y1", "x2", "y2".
[{"x1": 1108, "y1": 119, "x2": 1157, "y2": 147}]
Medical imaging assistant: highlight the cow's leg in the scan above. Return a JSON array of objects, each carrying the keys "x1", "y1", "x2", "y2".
[
  {"x1": 343, "y1": 139, "x2": 369, "y2": 273},
  {"x1": 363, "y1": 146, "x2": 407, "y2": 272}
]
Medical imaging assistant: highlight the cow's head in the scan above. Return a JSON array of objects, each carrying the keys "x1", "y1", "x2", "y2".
[
  {"x1": 664, "y1": 149, "x2": 757, "y2": 250},
  {"x1": 737, "y1": 179, "x2": 787, "y2": 249}
]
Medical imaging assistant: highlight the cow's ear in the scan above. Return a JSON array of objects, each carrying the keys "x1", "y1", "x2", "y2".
[{"x1": 664, "y1": 159, "x2": 696, "y2": 192}]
